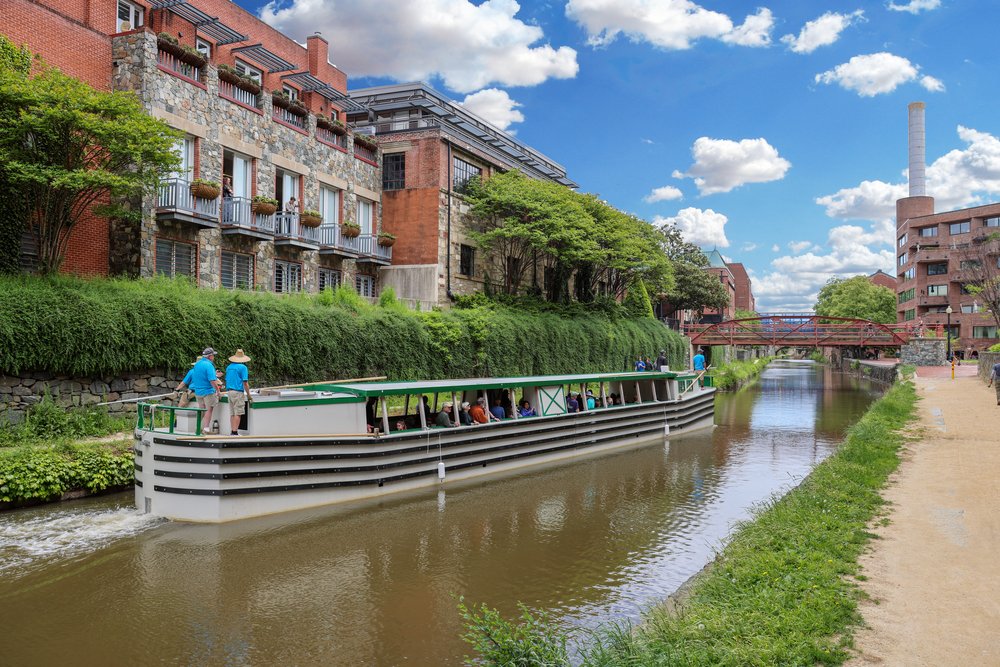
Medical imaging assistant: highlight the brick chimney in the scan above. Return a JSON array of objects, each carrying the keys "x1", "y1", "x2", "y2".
[{"x1": 306, "y1": 33, "x2": 328, "y2": 76}]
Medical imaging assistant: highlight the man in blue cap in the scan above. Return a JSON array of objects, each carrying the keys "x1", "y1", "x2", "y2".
[{"x1": 188, "y1": 347, "x2": 221, "y2": 434}]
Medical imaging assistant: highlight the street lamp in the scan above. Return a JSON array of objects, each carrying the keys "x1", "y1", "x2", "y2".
[{"x1": 945, "y1": 305, "x2": 953, "y2": 361}]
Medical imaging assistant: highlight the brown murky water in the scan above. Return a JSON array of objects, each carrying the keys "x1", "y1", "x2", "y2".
[{"x1": 0, "y1": 361, "x2": 879, "y2": 665}]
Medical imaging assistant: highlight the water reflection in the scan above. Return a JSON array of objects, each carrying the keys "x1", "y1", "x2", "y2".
[{"x1": 0, "y1": 361, "x2": 880, "y2": 665}]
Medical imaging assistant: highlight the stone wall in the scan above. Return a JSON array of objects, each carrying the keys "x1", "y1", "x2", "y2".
[
  {"x1": 978, "y1": 352, "x2": 1000, "y2": 382},
  {"x1": 900, "y1": 338, "x2": 946, "y2": 366}
]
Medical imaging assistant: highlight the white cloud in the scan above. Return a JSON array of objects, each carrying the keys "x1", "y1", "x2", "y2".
[
  {"x1": 815, "y1": 52, "x2": 942, "y2": 97},
  {"x1": 641, "y1": 138, "x2": 655, "y2": 144},
  {"x1": 674, "y1": 136, "x2": 791, "y2": 195},
  {"x1": 781, "y1": 10, "x2": 864, "y2": 54},
  {"x1": 741, "y1": 242, "x2": 758, "y2": 252},
  {"x1": 459, "y1": 89, "x2": 524, "y2": 131},
  {"x1": 258, "y1": 0, "x2": 578, "y2": 93},
  {"x1": 644, "y1": 185, "x2": 684, "y2": 203},
  {"x1": 771, "y1": 244, "x2": 780, "y2": 252},
  {"x1": 887, "y1": 0, "x2": 941, "y2": 14},
  {"x1": 653, "y1": 207, "x2": 730, "y2": 248},
  {"x1": 788, "y1": 240, "x2": 814, "y2": 254},
  {"x1": 564, "y1": 0, "x2": 772, "y2": 50},
  {"x1": 817, "y1": 126, "x2": 1000, "y2": 222}
]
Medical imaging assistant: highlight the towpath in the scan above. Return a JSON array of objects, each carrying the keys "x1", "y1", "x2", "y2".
[{"x1": 847, "y1": 365, "x2": 1000, "y2": 665}]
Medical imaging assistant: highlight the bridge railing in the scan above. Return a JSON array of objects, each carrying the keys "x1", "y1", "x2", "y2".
[{"x1": 684, "y1": 316, "x2": 913, "y2": 347}]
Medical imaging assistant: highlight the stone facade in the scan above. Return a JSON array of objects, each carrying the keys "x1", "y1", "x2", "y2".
[{"x1": 900, "y1": 337, "x2": 947, "y2": 366}]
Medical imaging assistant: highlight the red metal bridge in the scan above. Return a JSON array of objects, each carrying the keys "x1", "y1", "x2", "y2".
[{"x1": 685, "y1": 315, "x2": 912, "y2": 347}]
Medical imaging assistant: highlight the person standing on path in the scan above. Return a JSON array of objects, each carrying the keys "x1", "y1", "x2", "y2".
[
  {"x1": 225, "y1": 349, "x2": 251, "y2": 435},
  {"x1": 988, "y1": 360, "x2": 1000, "y2": 405}
]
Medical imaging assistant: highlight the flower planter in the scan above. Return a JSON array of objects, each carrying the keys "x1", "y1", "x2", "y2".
[
  {"x1": 271, "y1": 94, "x2": 291, "y2": 110},
  {"x1": 341, "y1": 225, "x2": 361, "y2": 238},
  {"x1": 179, "y1": 49, "x2": 208, "y2": 69},
  {"x1": 300, "y1": 213, "x2": 322, "y2": 228},
  {"x1": 218, "y1": 67, "x2": 242, "y2": 85},
  {"x1": 251, "y1": 202, "x2": 277, "y2": 215},
  {"x1": 288, "y1": 102, "x2": 309, "y2": 118},
  {"x1": 316, "y1": 118, "x2": 347, "y2": 135},
  {"x1": 190, "y1": 182, "x2": 220, "y2": 200},
  {"x1": 377, "y1": 236, "x2": 396, "y2": 248},
  {"x1": 156, "y1": 38, "x2": 186, "y2": 59},
  {"x1": 354, "y1": 136, "x2": 378, "y2": 151}
]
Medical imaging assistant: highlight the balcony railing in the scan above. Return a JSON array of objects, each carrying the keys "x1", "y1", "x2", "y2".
[
  {"x1": 317, "y1": 127, "x2": 347, "y2": 149},
  {"x1": 273, "y1": 107, "x2": 306, "y2": 129},
  {"x1": 357, "y1": 233, "x2": 392, "y2": 262},
  {"x1": 156, "y1": 49, "x2": 201, "y2": 82},
  {"x1": 157, "y1": 178, "x2": 219, "y2": 221},
  {"x1": 221, "y1": 197, "x2": 275, "y2": 235},
  {"x1": 275, "y1": 212, "x2": 319, "y2": 244},
  {"x1": 318, "y1": 224, "x2": 361, "y2": 254},
  {"x1": 219, "y1": 79, "x2": 259, "y2": 108},
  {"x1": 353, "y1": 142, "x2": 378, "y2": 163}
]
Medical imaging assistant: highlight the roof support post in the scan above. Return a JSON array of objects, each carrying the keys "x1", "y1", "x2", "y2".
[{"x1": 380, "y1": 397, "x2": 390, "y2": 434}]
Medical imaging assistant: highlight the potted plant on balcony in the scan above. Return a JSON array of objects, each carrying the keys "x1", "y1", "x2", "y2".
[
  {"x1": 156, "y1": 33, "x2": 185, "y2": 59},
  {"x1": 354, "y1": 133, "x2": 378, "y2": 151},
  {"x1": 316, "y1": 114, "x2": 347, "y2": 136},
  {"x1": 189, "y1": 178, "x2": 221, "y2": 200},
  {"x1": 271, "y1": 90, "x2": 291, "y2": 110},
  {"x1": 178, "y1": 45, "x2": 208, "y2": 69},
  {"x1": 377, "y1": 232, "x2": 396, "y2": 247},
  {"x1": 341, "y1": 222, "x2": 361, "y2": 238},
  {"x1": 300, "y1": 209, "x2": 323, "y2": 228},
  {"x1": 218, "y1": 64, "x2": 261, "y2": 95},
  {"x1": 250, "y1": 195, "x2": 279, "y2": 215},
  {"x1": 288, "y1": 99, "x2": 309, "y2": 118}
]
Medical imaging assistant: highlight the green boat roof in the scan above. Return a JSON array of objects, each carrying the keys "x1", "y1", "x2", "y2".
[{"x1": 309, "y1": 370, "x2": 693, "y2": 398}]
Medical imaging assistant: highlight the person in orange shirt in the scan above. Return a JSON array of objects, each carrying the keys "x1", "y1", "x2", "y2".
[{"x1": 469, "y1": 397, "x2": 495, "y2": 424}]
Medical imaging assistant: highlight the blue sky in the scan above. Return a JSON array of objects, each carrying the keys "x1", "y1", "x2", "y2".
[{"x1": 239, "y1": 0, "x2": 1000, "y2": 311}]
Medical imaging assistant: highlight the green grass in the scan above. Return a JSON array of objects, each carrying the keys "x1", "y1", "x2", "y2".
[
  {"x1": 708, "y1": 356, "x2": 774, "y2": 390},
  {"x1": 461, "y1": 378, "x2": 919, "y2": 666},
  {"x1": 0, "y1": 396, "x2": 133, "y2": 448}
]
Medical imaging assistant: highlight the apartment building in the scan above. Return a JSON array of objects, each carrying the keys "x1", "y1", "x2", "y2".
[
  {"x1": 345, "y1": 83, "x2": 576, "y2": 308},
  {"x1": 868, "y1": 269, "x2": 896, "y2": 291},
  {"x1": 8, "y1": 0, "x2": 389, "y2": 295},
  {"x1": 726, "y1": 262, "x2": 755, "y2": 313},
  {"x1": 700, "y1": 249, "x2": 737, "y2": 323}
]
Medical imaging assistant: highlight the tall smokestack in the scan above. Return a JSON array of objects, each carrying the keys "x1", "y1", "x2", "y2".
[{"x1": 908, "y1": 102, "x2": 926, "y2": 197}]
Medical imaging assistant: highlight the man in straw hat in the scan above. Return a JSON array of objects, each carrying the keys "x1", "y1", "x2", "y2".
[
  {"x1": 225, "y1": 349, "x2": 252, "y2": 436},
  {"x1": 184, "y1": 347, "x2": 222, "y2": 434}
]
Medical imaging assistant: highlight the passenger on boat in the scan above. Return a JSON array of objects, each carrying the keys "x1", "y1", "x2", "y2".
[
  {"x1": 174, "y1": 357, "x2": 200, "y2": 407},
  {"x1": 365, "y1": 397, "x2": 379, "y2": 432},
  {"x1": 490, "y1": 399, "x2": 506, "y2": 420},
  {"x1": 420, "y1": 396, "x2": 434, "y2": 424},
  {"x1": 634, "y1": 356, "x2": 646, "y2": 372},
  {"x1": 470, "y1": 398, "x2": 492, "y2": 424},
  {"x1": 188, "y1": 347, "x2": 222, "y2": 435},
  {"x1": 609, "y1": 392, "x2": 619, "y2": 406},
  {"x1": 500, "y1": 390, "x2": 513, "y2": 417},
  {"x1": 518, "y1": 400, "x2": 537, "y2": 417},
  {"x1": 586, "y1": 390, "x2": 596, "y2": 410},
  {"x1": 644, "y1": 356, "x2": 653, "y2": 371},
  {"x1": 224, "y1": 349, "x2": 251, "y2": 436},
  {"x1": 459, "y1": 401, "x2": 474, "y2": 426},
  {"x1": 566, "y1": 393, "x2": 579, "y2": 413},
  {"x1": 655, "y1": 350, "x2": 668, "y2": 371},
  {"x1": 436, "y1": 402, "x2": 458, "y2": 427}
]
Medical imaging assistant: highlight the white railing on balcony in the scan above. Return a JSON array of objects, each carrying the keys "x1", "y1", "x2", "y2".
[
  {"x1": 219, "y1": 79, "x2": 258, "y2": 108},
  {"x1": 275, "y1": 212, "x2": 320, "y2": 244},
  {"x1": 319, "y1": 224, "x2": 360, "y2": 254},
  {"x1": 273, "y1": 107, "x2": 306, "y2": 129},
  {"x1": 157, "y1": 178, "x2": 219, "y2": 219},
  {"x1": 156, "y1": 50, "x2": 201, "y2": 82},
  {"x1": 316, "y1": 127, "x2": 348, "y2": 148},
  {"x1": 353, "y1": 142, "x2": 378, "y2": 163},
  {"x1": 357, "y1": 233, "x2": 392, "y2": 262},
  {"x1": 221, "y1": 197, "x2": 275, "y2": 235}
]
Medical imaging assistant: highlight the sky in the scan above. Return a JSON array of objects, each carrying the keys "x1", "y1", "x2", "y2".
[{"x1": 237, "y1": 0, "x2": 1000, "y2": 312}]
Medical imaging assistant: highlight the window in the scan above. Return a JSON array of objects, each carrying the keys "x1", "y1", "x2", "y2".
[
  {"x1": 195, "y1": 38, "x2": 212, "y2": 60},
  {"x1": 319, "y1": 185, "x2": 340, "y2": 226},
  {"x1": 170, "y1": 136, "x2": 194, "y2": 181},
  {"x1": 927, "y1": 284, "x2": 948, "y2": 296},
  {"x1": 927, "y1": 262, "x2": 948, "y2": 275},
  {"x1": 950, "y1": 221, "x2": 971, "y2": 235},
  {"x1": 961, "y1": 304, "x2": 979, "y2": 314},
  {"x1": 973, "y1": 326, "x2": 998, "y2": 338},
  {"x1": 902, "y1": 266, "x2": 916, "y2": 281},
  {"x1": 926, "y1": 306, "x2": 948, "y2": 313},
  {"x1": 117, "y1": 0, "x2": 143, "y2": 31},
  {"x1": 897, "y1": 288, "x2": 914, "y2": 304},
  {"x1": 918, "y1": 226, "x2": 938, "y2": 237},
  {"x1": 903, "y1": 309, "x2": 916, "y2": 321},
  {"x1": 282, "y1": 85, "x2": 298, "y2": 101},
  {"x1": 960, "y1": 260, "x2": 981, "y2": 271},
  {"x1": 274, "y1": 260, "x2": 302, "y2": 293},
  {"x1": 453, "y1": 156, "x2": 482, "y2": 192},
  {"x1": 356, "y1": 273, "x2": 376, "y2": 297},
  {"x1": 897, "y1": 233, "x2": 907, "y2": 248},
  {"x1": 221, "y1": 251, "x2": 253, "y2": 290},
  {"x1": 275, "y1": 169, "x2": 300, "y2": 211},
  {"x1": 459, "y1": 244, "x2": 475, "y2": 277},
  {"x1": 20, "y1": 226, "x2": 38, "y2": 272},
  {"x1": 985, "y1": 217, "x2": 1000, "y2": 227},
  {"x1": 318, "y1": 268, "x2": 341, "y2": 291},
  {"x1": 357, "y1": 198, "x2": 373, "y2": 234},
  {"x1": 155, "y1": 239, "x2": 196, "y2": 278},
  {"x1": 382, "y1": 153, "x2": 405, "y2": 190},
  {"x1": 897, "y1": 252, "x2": 908, "y2": 267},
  {"x1": 234, "y1": 59, "x2": 262, "y2": 83},
  {"x1": 223, "y1": 149, "x2": 253, "y2": 199}
]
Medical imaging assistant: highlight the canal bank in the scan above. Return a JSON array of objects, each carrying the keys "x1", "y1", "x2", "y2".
[{"x1": 846, "y1": 370, "x2": 1000, "y2": 665}]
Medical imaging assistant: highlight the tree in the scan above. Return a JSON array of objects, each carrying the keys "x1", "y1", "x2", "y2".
[
  {"x1": 814, "y1": 276, "x2": 896, "y2": 323},
  {"x1": 0, "y1": 60, "x2": 179, "y2": 274},
  {"x1": 958, "y1": 232, "x2": 1000, "y2": 330},
  {"x1": 623, "y1": 279, "x2": 655, "y2": 318},
  {"x1": 0, "y1": 35, "x2": 32, "y2": 275},
  {"x1": 663, "y1": 259, "x2": 731, "y2": 317}
]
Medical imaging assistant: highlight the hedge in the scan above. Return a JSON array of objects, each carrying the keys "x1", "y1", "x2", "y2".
[
  {"x1": 0, "y1": 276, "x2": 689, "y2": 384},
  {"x1": 0, "y1": 441, "x2": 134, "y2": 503}
]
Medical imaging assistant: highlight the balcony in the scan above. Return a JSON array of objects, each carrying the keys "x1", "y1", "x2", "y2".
[
  {"x1": 274, "y1": 213, "x2": 320, "y2": 249},
  {"x1": 218, "y1": 79, "x2": 259, "y2": 110},
  {"x1": 156, "y1": 50, "x2": 203, "y2": 87},
  {"x1": 357, "y1": 233, "x2": 392, "y2": 265},
  {"x1": 316, "y1": 126, "x2": 348, "y2": 150},
  {"x1": 318, "y1": 224, "x2": 360, "y2": 257},
  {"x1": 273, "y1": 107, "x2": 306, "y2": 131},
  {"x1": 156, "y1": 178, "x2": 219, "y2": 227},
  {"x1": 353, "y1": 142, "x2": 378, "y2": 164},
  {"x1": 918, "y1": 294, "x2": 949, "y2": 307},
  {"x1": 220, "y1": 197, "x2": 275, "y2": 239},
  {"x1": 912, "y1": 248, "x2": 951, "y2": 263}
]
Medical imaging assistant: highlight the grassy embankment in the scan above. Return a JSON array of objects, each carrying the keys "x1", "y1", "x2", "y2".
[
  {"x1": 0, "y1": 275, "x2": 688, "y2": 506},
  {"x1": 461, "y1": 376, "x2": 919, "y2": 666},
  {"x1": 707, "y1": 356, "x2": 774, "y2": 390}
]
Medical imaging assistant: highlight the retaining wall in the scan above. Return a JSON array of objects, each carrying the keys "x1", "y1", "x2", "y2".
[{"x1": 978, "y1": 352, "x2": 1000, "y2": 383}]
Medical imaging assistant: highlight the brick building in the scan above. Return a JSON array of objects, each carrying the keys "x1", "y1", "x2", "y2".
[
  {"x1": 346, "y1": 83, "x2": 576, "y2": 307},
  {"x1": 725, "y1": 262, "x2": 755, "y2": 313},
  {"x1": 868, "y1": 269, "x2": 896, "y2": 291},
  {"x1": 7, "y1": 0, "x2": 389, "y2": 295},
  {"x1": 700, "y1": 249, "x2": 737, "y2": 323}
]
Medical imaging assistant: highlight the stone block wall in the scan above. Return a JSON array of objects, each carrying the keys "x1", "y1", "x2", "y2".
[
  {"x1": 900, "y1": 338, "x2": 946, "y2": 366},
  {"x1": 978, "y1": 352, "x2": 1000, "y2": 382}
]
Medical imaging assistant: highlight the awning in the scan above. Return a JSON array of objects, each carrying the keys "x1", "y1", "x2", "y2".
[
  {"x1": 281, "y1": 72, "x2": 368, "y2": 112},
  {"x1": 150, "y1": 0, "x2": 246, "y2": 45},
  {"x1": 230, "y1": 44, "x2": 295, "y2": 72}
]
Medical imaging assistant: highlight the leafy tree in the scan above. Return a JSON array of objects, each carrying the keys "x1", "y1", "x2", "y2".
[
  {"x1": 663, "y1": 259, "x2": 731, "y2": 317},
  {"x1": 814, "y1": 276, "x2": 895, "y2": 323},
  {"x1": 623, "y1": 279, "x2": 655, "y2": 318},
  {"x1": 958, "y1": 232, "x2": 1000, "y2": 330},
  {"x1": 0, "y1": 60, "x2": 179, "y2": 274},
  {"x1": 0, "y1": 35, "x2": 32, "y2": 275}
]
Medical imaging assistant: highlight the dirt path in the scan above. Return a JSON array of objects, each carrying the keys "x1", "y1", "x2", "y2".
[{"x1": 847, "y1": 370, "x2": 1000, "y2": 666}]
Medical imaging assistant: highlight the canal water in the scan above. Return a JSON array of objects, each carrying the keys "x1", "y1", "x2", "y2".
[{"x1": 0, "y1": 361, "x2": 881, "y2": 665}]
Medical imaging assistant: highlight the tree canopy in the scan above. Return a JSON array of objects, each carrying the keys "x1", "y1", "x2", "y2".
[
  {"x1": 958, "y1": 232, "x2": 1000, "y2": 330},
  {"x1": 0, "y1": 53, "x2": 180, "y2": 273},
  {"x1": 814, "y1": 276, "x2": 896, "y2": 323}
]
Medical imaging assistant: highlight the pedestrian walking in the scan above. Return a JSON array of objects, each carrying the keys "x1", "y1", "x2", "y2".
[{"x1": 988, "y1": 360, "x2": 1000, "y2": 406}]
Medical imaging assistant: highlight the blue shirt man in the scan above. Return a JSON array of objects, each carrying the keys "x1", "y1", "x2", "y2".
[
  {"x1": 692, "y1": 351, "x2": 706, "y2": 371},
  {"x1": 189, "y1": 356, "x2": 219, "y2": 396},
  {"x1": 225, "y1": 362, "x2": 249, "y2": 392},
  {"x1": 490, "y1": 402, "x2": 506, "y2": 420},
  {"x1": 634, "y1": 357, "x2": 646, "y2": 372}
]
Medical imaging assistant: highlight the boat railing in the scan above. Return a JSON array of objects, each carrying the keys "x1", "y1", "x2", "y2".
[{"x1": 137, "y1": 402, "x2": 205, "y2": 435}]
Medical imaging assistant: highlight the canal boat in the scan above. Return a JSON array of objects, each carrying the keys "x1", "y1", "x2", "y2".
[{"x1": 134, "y1": 371, "x2": 715, "y2": 522}]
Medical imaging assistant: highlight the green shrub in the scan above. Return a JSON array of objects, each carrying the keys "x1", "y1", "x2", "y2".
[
  {"x1": 0, "y1": 396, "x2": 132, "y2": 446},
  {"x1": 0, "y1": 441, "x2": 134, "y2": 503},
  {"x1": 458, "y1": 598, "x2": 570, "y2": 667}
]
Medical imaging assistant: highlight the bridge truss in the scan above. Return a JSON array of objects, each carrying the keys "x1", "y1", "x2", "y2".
[{"x1": 685, "y1": 315, "x2": 911, "y2": 348}]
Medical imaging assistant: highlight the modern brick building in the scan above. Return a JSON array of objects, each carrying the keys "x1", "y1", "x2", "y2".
[
  {"x1": 8, "y1": 0, "x2": 389, "y2": 295},
  {"x1": 895, "y1": 102, "x2": 999, "y2": 354},
  {"x1": 346, "y1": 82, "x2": 576, "y2": 307},
  {"x1": 726, "y1": 262, "x2": 755, "y2": 313},
  {"x1": 699, "y1": 249, "x2": 737, "y2": 323}
]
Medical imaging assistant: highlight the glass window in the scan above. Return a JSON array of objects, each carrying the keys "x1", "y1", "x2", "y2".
[
  {"x1": 985, "y1": 217, "x2": 1000, "y2": 227},
  {"x1": 903, "y1": 309, "x2": 915, "y2": 321},
  {"x1": 960, "y1": 260, "x2": 981, "y2": 271},
  {"x1": 459, "y1": 244, "x2": 475, "y2": 277},
  {"x1": 117, "y1": 0, "x2": 144, "y2": 31},
  {"x1": 234, "y1": 60, "x2": 262, "y2": 83},
  {"x1": 902, "y1": 266, "x2": 916, "y2": 281},
  {"x1": 195, "y1": 38, "x2": 212, "y2": 59},
  {"x1": 155, "y1": 239, "x2": 196, "y2": 278},
  {"x1": 282, "y1": 85, "x2": 298, "y2": 101},
  {"x1": 221, "y1": 251, "x2": 253, "y2": 290},
  {"x1": 897, "y1": 288, "x2": 914, "y2": 304},
  {"x1": 926, "y1": 284, "x2": 948, "y2": 296},
  {"x1": 897, "y1": 233, "x2": 907, "y2": 248},
  {"x1": 170, "y1": 136, "x2": 194, "y2": 182},
  {"x1": 318, "y1": 268, "x2": 341, "y2": 291},
  {"x1": 357, "y1": 198, "x2": 373, "y2": 235},
  {"x1": 961, "y1": 304, "x2": 978, "y2": 314},
  {"x1": 918, "y1": 226, "x2": 938, "y2": 237},
  {"x1": 274, "y1": 260, "x2": 302, "y2": 293},
  {"x1": 382, "y1": 153, "x2": 405, "y2": 191},
  {"x1": 950, "y1": 221, "x2": 971, "y2": 235},
  {"x1": 453, "y1": 156, "x2": 482, "y2": 192},
  {"x1": 927, "y1": 262, "x2": 948, "y2": 275},
  {"x1": 897, "y1": 253, "x2": 908, "y2": 267},
  {"x1": 973, "y1": 326, "x2": 998, "y2": 339},
  {"x1": 320, "y1": 186, "x2": 340, "y2": 226},
  {"x1": 356, "y1": 274, "x2": 375, "y2": 297}
]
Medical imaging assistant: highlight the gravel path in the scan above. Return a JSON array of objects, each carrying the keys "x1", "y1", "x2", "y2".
[{"x1": 847, "y1": 370, "x2": 1000, "y2": 665}]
